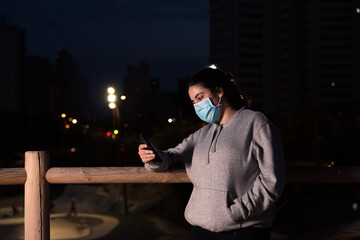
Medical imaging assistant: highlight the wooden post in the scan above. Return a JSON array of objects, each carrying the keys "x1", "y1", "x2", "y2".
[{"x1": 25, "y1": 151, "x2": 50, "y2": 240}]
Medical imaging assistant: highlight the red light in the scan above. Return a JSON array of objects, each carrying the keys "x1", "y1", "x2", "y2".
[{"x1": 106, "y1": 131, "x2": 111, "y2": 137}]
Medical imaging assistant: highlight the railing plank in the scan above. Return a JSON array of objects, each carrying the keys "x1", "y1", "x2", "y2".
[
  {"x1": 0, "y1": 168, "x2": 26, "y2": 185},
  {"x1": 2, "y1": 166, "x2": 360, "y2": 185},
  {"x1": 46, "y1": 167, "x2": 191, "y2": 184},
  {"x1": 44, "y1": 166, "x2": 360, "y2": 184}
]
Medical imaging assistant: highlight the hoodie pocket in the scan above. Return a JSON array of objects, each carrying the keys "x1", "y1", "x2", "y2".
[{"x1": 185, "y1": 188, "x2": 239, "y2": 232}]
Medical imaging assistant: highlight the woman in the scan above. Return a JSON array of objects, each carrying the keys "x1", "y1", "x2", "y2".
[{"x1": 138, "y1": 67, "x2": 285, "y2": 240}]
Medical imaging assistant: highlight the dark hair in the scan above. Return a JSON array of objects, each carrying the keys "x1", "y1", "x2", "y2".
[{"x1": 188, "y1": 67, "x2": 249, "y2": 109}]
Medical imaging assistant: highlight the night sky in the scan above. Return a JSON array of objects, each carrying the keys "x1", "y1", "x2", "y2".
[{"x1": 1, "y1": 0, "x2": 209, "y2": 113}]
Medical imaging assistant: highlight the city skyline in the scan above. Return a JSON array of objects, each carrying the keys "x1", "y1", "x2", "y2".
[
  {"x1": 0, "y1": 0, "x2": 210, "y2": 117},
  {"x1": 2, "y1": 0, "x2": 359, "y2": 123}
]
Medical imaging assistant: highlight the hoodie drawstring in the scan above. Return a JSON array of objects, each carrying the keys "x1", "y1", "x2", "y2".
[{"x1": 206, "y1": 125, "x2": 223, "y2": 164}]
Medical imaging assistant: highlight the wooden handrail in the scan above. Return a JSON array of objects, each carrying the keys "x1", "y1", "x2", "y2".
[
  {"x1": 46, "y1": 167, "x2": 191, "y2": 184},
  {"x1": 0, "y1": 168, "x2": 26, "y2": 185},
  {"x1": 2, "y1": 166, "x2": 360, "y2": 185}
]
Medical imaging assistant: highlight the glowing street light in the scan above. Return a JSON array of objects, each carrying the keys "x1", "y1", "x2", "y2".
[
  {"x1": 120, "y1": 95, "x2": 126, "y2": 101},
  {"x1": 168, "y1": 118, "x2": 176, "y2": 123},
  {"x1": 107, "y1": 87, "x2": 115, "y2": 94},
  {"x1": 209, "y1": 64, "x2": 217, "y2": 69},
  {"x1": 108, "y1": 94, "x2": 117, "y2": 103},
  {"x1": 108, "y1": 102, "x2": 117, "y2": 109}
]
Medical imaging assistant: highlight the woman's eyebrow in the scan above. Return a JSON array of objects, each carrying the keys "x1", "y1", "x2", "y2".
[{"x1": 194, "y1": 92, "x2": 204, "y2": 100}]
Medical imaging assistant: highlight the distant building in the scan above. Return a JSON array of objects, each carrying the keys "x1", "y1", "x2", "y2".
[
  {"x1": 122, "y1": 62, "x2": 178, "y2": 128},
  {"x1": 25, "y1": 56, "x2": 54, "y2": 114},
  {"x1": 210, "y1": 0, "x2": 360, "y2": 120},
  {"x1": 304, "y1": 1, "x2": 360, "y2": 113},
  {"x1": 54, "y1": 50, "x2": 91, "y2": 120},
  {"x1": 24, "y1": 50, "x2": 91, "y2": 120},
  {"x1": 0, "y1": 20, "x2": 90, "y2": 120},
  {"x1": 0, "y1": 19, "x2": 26, "y2": 112}
]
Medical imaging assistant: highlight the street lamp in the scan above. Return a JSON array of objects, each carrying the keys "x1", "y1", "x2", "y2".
[
  {"x1": 106, "y1": 87, "x2": 126, "y2": 138},
  {"x1": 108, "y1": 94, "x2": 117, "y2": 103},
  {"x1": 106, "y1": 86, "x2": 128, "y2": 215},
  {"x1": 107, "y1": 87, "x2": 115, "y2": 95},
  {"x1": 108, "y1": 102, "x2": 117, "y2": 109}
]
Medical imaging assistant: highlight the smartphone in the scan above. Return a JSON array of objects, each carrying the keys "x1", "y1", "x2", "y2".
[{"x1": 138, "y1": 132, "x2": 163, "y2": 163}]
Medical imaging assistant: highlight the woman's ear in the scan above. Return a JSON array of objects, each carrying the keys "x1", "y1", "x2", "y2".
[{"x1": 217, "y1": 87, "x2": 224, "y2": 98}]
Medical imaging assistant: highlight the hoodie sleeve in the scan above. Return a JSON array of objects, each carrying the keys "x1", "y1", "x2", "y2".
[
  {"x1": 145, "y1": 132, "x2": 197, "y2": 172},
  {"x1": 230, "y1": 121, "x2": 285, "y2": 220}
]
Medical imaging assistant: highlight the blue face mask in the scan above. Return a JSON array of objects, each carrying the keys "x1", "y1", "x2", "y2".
[{"x1": 194, "y1": 95, "x2": 222, "y2": 123}]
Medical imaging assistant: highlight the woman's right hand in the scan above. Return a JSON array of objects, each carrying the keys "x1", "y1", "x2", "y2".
[{"x1": 138, "y1": 144, "x2": 156, "y2": 163}]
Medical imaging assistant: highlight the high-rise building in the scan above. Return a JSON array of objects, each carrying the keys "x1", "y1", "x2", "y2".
[
  {"x1": 304, "y1": 1, "x2": 360, "y2": 112},
  {"x1": 54, "y1": 49, "x2": 91, "y2": 120},
  {"x1": 25, "y1": 56, "x2": 54, "y2": 114},
  {"x1": 0, "y1": 19, "x2": 26, "y2": 112},
  {"x1": 121, "y1": 62, "x2": 178, "y2": 128},
  {"x1": 210, "y1": 0, "x2": 360, "y2": 120}
]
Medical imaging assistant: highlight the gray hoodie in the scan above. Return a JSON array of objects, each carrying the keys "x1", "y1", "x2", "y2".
[{"x1": 145, "y1": 108, "x2": 285, "y2": 232}]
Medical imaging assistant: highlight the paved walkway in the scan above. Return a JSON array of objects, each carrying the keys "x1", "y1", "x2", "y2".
[{"x1": 0, "y1": 213, "x2": 118, "y2": 240}]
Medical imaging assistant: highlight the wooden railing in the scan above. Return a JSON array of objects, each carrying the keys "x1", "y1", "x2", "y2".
[{"x1": 1, "y1": 151, "x2": 360, "y2": 239}]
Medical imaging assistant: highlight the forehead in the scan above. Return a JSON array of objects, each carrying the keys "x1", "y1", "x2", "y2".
[{"x1": 188, "y1": 85, "x2": 211, "y2": 100}]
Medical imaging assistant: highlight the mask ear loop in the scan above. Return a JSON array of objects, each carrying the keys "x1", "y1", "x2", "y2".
[
  {"x1": 217, "y1": 97, "x2": 222, "y2": 106},
  {"x1": 210, "y1": 87, "x2": 222, "y2": 106}
]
